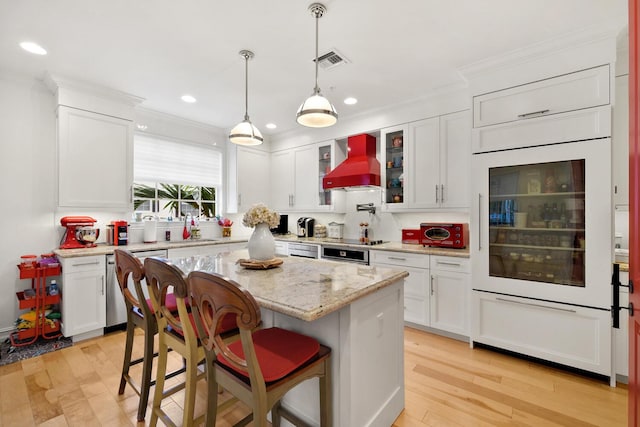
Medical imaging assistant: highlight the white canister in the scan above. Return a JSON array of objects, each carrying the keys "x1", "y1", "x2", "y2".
[
  {"x1": 327, "y1": 222, "x2": 344, "y2": 239},
  {"x1": 143, "y1": 218, "x2": 158, "y2": 243}
]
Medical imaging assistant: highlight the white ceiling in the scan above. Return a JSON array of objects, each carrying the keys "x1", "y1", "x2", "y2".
[{"x1": 0, "y1": 1, "x2": 628, "y2": 136}]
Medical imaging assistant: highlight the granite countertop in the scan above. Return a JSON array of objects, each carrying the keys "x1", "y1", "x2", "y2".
[
  {"x1": 174, "y1": 249, "x2": 409, "y2": 322},
  {"x1": 276, "y1": 235, "x2": 470, "y2": 258},
  {"x1": 53, "y1": 237, "x2": 248, "y2": 258}
]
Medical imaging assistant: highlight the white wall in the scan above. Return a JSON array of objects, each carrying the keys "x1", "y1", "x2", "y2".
[{"x1": 0, "y1": 72, "x2": 58, "y2": 335}]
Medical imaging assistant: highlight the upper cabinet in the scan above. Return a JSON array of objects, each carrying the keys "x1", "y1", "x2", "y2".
[
  {"x1": 57, "y1": 106, "x2": 133, "y2": 209},
  {"x1": 235, "y1": 146, "x2": 270, "y2": 212},
  {"x1": 382, "y1": 110, "x2": 471, "y2": 211},
  {"x1": 270, "y1": 140, "x2": 346, "y2": 212},
  {"x1": 48, "y1": 76, "x2": 143, "y2": 210}
]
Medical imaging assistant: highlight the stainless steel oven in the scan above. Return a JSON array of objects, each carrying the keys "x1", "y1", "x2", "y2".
[{"x1": 321, "y1": 245, "x2": 369, "y2": 265}]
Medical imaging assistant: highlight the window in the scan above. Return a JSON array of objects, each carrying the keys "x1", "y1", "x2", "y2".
[{"x1": 133, "y1": 134, "x2": 222, "y2": 218}]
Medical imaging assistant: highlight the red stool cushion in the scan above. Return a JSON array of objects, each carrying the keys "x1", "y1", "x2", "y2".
[
  {"x1": 145, "y1": 293, "x2": 179, "y2": 314},
  {"x1": 217, "y1": 327, "x2": 320, "y2": 383}
]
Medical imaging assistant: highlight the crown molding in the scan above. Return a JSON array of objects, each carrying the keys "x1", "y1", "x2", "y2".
[{"x1": 43, "y1": 72, "x2": 145, "y2": 107}]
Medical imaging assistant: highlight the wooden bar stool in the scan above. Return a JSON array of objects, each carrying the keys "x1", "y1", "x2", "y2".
[
  {"x1": 113, "y1": 249, "x2": 185, "y2": 422},
  {"x1": 144, "y1": 256, "x2": 208, "y2": 427},
  {"x1": 188, "y1": 270, "x2": 332, "y2": 427}
]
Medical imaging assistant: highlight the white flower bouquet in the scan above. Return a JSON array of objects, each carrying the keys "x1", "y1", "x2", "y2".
[{"x1": 242, "y1": 203, "x2": 280, "y2": 228}]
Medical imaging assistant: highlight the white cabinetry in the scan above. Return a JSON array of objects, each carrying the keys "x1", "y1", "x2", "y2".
[
  {"x1": 429, "y1": 256, "x2": 470, "y2": 336},
  {"x1": 57, "y1": 106, "x2": 133, "y2": 209},
  {"x1": 613, "y1": 74, "x2": 629, "y2": 207},
  {"x1": 167, "y1": 243, "x2": 246, "y2": 259},
  {"x1": 370, "y1": 251, "x2": 429, "y2": 327},
  {"x1": 236, "y1": 146, "x2": 270, "y2": 211},
  {"x1": 271, "y1": 140, "x2": 345, "y2": 212},
  {"x1": 382, "y1": 110, "x2": 471, "y2": 211},
  {"x1": 274, "y1": 240, "x2": 288, "y2": 256},
  {"x1": 59, "y1": 256, "x2": 106, "y2": 340},
  {"x1": 473, "y1": 64, "x2": 610, "y2": 128},
  {"x1": 472, "y1": 290, "x2": 612, "y2": 376}
]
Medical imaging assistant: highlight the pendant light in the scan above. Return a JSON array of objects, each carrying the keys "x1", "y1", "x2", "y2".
[
  {"x1": 296, "y1": 3, "x2": 338, "y2": 128},
  {"x1": 229, "y1": 50, "x2": 263, "y2": 146}
]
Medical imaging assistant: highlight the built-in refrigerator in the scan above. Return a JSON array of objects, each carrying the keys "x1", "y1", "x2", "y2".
[{"x1": 471, "y1": 137, "x2": 613, "y2": 378}]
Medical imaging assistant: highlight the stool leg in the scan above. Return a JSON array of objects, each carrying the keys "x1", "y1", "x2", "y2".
[
  {"x1": 182, "y1": 352, "x2": 199, "y2": 427},
  {"x1": 204, "y1": 359, "x2": 218, "y2": 427},
  {"x1": 118, "y1": 314, "x2": 135, "y2": 395},
  {"x1": 136, "y1": 321, "x2": 155, "y2": 421},
  {"x1": 271, "y1": 401, "x2": 282, "y2": 427},
  {"x1": 149, "y1": 336, "x2": 169, "y2": 427},
  {"x1": 320, "y1": 358, "x2": 332, "y2": 427}
]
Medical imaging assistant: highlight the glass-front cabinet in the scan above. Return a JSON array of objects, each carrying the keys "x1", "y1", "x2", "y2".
[
  {"x1": 488, "y1": 160, "x2": 585, "y2": 286},
  {"x1": 381, "y1": 125, "x2": 407, "y2": 208},
  {"x1": 318, "y1": 144, "x2": 333, "y2": 207},
  {"x1": 316, "y1": 140, "x2": 346, "y2": 211},
  {"x1": 471, "y1": 138, "x2": 611, "y2": 309}
]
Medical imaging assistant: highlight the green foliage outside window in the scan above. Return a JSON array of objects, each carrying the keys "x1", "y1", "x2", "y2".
[{"x1": 133, "y1": 183, "x2": 216, "y2": 218}]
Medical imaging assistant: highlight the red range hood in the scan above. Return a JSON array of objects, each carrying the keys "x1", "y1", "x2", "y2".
[{"x1": 322, "y1": 133, "x2": 381, "y2": 190}]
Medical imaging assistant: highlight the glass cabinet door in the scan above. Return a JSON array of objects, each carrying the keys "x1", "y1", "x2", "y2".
[
  {"x1": 488, "y1": 160, "x2": 585, "y2": 287},
  {"x1": 318, "y1": 143, "x2": 332, "y2": 206},
  {"x1": 384, "y1": 129, "x2": 404, "y2": 204}
]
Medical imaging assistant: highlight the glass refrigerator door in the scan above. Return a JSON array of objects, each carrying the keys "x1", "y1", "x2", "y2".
[
  {"x1": 488, "y1": 160, "x2": 585, "y2": 286},
  {"x1": 471, "y1": 138, "x2": 611, "y2": 309}
]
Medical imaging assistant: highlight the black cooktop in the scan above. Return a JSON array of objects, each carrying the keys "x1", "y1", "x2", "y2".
[{"x1": 332, "y1": 239, "x2": 387, "y2": 246}]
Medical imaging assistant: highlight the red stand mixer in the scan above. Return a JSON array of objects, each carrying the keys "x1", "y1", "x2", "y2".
[{"x1": 60, "y1": 216, "x2": 100, "y2": 249}]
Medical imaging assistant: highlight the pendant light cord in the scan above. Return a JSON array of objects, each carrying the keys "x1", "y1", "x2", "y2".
[
  {"x1": 243, "y1": 51, "x2": 250, "y2": 121},
  {"x1": 314, "y1": 9, "x2": 320, "y2": 95}
]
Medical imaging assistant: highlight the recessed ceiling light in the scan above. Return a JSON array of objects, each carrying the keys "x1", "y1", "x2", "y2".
[
  {"x1": 344, "y1": 97, "x2": 358, "y2": 105},
  {"x1": 136, "y1": 124, "x2": 148, "y2": 130},
  {"x1": 266, "y1": 123, "x2": 277, "y2": 129},
  {"x1": 20, "y1": 41, "x2": 47, "y2": 55},
  {"x1": 181, "y1": 95, "x2": 197, "y2": 103}
]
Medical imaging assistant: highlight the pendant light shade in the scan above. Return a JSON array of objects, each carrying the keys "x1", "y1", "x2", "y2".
[
  {"x1": 296, "y1": 3, "x2": 338, "y2": 128},
  {"x1": 229, "y1": 50, "x2": 263, "y2": 146}
]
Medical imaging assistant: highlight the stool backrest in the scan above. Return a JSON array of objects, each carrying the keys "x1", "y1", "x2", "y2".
[
  {"x1": 114, "y1": 249, "x2": 149, "y2": 316},
  {"x1": 188, "y1": 271, "x2": 261, "y2": 374},
  {"x1": 144, "y1": 257, "x2": 192, "y2": 340}
]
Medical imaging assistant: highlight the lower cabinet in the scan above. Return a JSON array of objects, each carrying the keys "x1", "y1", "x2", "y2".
[
  {"x1": 429, "y1": 256, "x2": 470, "y2": 336},
  {"x1": 167, "y1": 242, "x2": 247, "y2": 259},
  {"x1": 472, "y1": 290, "x2": 612, "y2": 377},
  {"x1": 59, "y1": 256, "x2": 106, "y2": 339},
  {"x1": 371, "y1": 251, "x2": 470, "y2": 338},
  {"x1": 274, "y1": 240, "x2": 288, "y2": 256}
]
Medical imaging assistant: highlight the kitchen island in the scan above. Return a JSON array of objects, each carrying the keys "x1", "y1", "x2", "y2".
[{"x1": 176, "y1": 250, "x2": 409, "y2": 427}]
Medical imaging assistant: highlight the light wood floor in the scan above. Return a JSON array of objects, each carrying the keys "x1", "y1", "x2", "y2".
[{"x1": 0, "y1": 327, "x2": 628, "y2": 426}]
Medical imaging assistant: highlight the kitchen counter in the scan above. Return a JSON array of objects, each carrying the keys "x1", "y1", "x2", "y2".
[
  {"x1": 53, "y1": 237, "x2": 248, "y2": 258},
  {"x1": 275, "y1": 234, "x2": 470, "y2": 258},
  {"x1": 176, "y1": 249, "x2": 409, "y2": 322},
  {"x1": 179, "y1": 249, "x2": 407, "y2": 426}
]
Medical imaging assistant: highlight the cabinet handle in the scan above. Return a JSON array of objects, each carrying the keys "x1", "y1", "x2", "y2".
[
  {"x1": 238, "y1": 193, "x2": 242, "y2": 206},
  {"x1": 388, "y1": 256, "x2": 407, "y2": 261},
  {"x1": 436, "y1": 261, "x2": 461, "y2": 267},
  {"x1": 430, "y1": 275, "x2": 434, "y2": 295},
  {"x1": 517, "y1": 109, "x2": 550, "y2": 119},
  {"x1": 435, "y1": 185, "x2": 439, "y2": 203},
  {"x1": 72, "y1": 260, "x2": 101, "y2": 267},
  {"x1": 440, "y1": 184, "x2": 444, "y2": 204},
  {"x1": 101, "y1": 275, "x2": 104, "y2": 295},
  {"x1": 495, "y1": 297, "x2": 576, "y2": 313},
  {"x1": 478, "y1": 193, "x2": 482, "y2": 250}
]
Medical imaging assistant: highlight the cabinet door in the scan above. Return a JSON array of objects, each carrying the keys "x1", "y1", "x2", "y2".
[
  {"x1": 293, "y1": 145, "x2": 317, "y2": 209},
  {"x1": 62, "y1": 271, "x2": 106, "y2": 336},
  {"x1": 58, "y1": 106, "x2": 133, "y2": 209},
  {"x1": 270, "y1": 150, "x2": 294, "y2": 211},
  {"x1": 381, "y1": 124, "x2": 408, "y2": 209},
  {"x1": 613, "y1": 74, "x2": 629, "y2": 207},
  {"x1": 440, "y1": 110, "x2": 471, "y2": 208},
  {"x1": 430, "y1": 270, "x2": 469, "y2": 336},
  {"x1": 407, "y1": 118, "x2": 439, "y2": 209},
  {"x1": 237, "y1": 147, "x2": 270, "y2": 211}
]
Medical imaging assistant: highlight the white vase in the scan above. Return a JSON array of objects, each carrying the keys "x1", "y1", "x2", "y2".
[{"x1": 248, "y1": 222, "x2": 275, "y2": 260}]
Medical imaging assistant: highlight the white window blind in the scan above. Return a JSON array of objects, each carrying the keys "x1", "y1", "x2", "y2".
[{"x1": 134, "y1": 135, "x2": 222, "y2": 186}]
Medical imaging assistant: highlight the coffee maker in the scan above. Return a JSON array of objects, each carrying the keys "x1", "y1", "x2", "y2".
[{"x1": 297, "y1": 217, "x2": 315, "y2": 238}]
